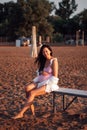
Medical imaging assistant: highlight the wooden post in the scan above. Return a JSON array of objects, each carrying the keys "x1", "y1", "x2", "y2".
[
  {"x1": 82, "y1": 31, "x2": 84, "y2": 46},
  {"x1": 38, "y1": 35, "x2": 42, "y2": 46},
  {"x1": 46, "y1": 36, "x2": 50, "y2": 43},
  {"x1": 76, "y1": 31, "x2": 79, "y2": 46},
  {"x1": 30, "y1": 26, "x2": 37, "y2": 57}
]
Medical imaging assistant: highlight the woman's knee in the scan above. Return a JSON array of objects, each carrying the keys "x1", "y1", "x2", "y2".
[
  {"x1": 29, "y1": 90, "x2": 35, "y2": 98},
  {"x1": 25, "y1": 83, "x2": 36, "y2": 92},
  {"x1": 25, "y1": 84, "x2": 30, "y2": 92}
]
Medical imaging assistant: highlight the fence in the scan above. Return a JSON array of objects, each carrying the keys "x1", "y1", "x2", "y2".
[{"x1": 0, "y1": 37, "x2": 15, "y2": 46}]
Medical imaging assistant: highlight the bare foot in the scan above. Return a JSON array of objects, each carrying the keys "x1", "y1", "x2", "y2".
[{"x1": 12, "y1": 113, "x2": 23, "y2": 119}]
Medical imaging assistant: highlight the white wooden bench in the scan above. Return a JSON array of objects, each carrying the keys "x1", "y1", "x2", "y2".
[{"x1": 52, "y1": 88, "x2": 87, "y2": 113}]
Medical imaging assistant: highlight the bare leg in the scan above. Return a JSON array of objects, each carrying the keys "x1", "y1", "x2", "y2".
[
  {"x1": 26, "y1": 92, "x2": 35, "y2": 116},
  {"x1": 30, "y1": 104, "x2": 35, "y2": 116},
  {"x1": 12, "y1": 85, "x2": 46, "y2": 119},
  {"x1": 12, "y1": 102, "x2": 33, "y2": 119},
  {"x1": 26, "y1": 92, "x2": 35, "y2": 115},
  {"x1": 25, "y1": 82, "x2": 36, "y2": 115},
  {"x1": 25, "y1": 82, "x2": 37, "y2": 98}
]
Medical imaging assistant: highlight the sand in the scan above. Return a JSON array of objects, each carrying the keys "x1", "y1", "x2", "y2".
[{"x1": 0, "y1": 46, "x2": 87, "y2": 130}]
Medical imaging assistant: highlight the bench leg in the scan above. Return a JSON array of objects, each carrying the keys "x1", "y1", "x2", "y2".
[
  {"x1": 53, "y1": 93, "x2": 78, "y2": 113},
  {"x1": 53, "y1": 92, "x2": 56, "y2": 113},
  {"x1": 63, "y1": 95, "x2": 77, "y2": 111}
]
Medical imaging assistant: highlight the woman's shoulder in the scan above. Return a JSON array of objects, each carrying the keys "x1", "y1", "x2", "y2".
[
  {"x1": 50, "y1": 57, "x2": 58, "y2": 64},
  {"x1": 51, "y1": 57, "x2": 58, "y2": 61}
]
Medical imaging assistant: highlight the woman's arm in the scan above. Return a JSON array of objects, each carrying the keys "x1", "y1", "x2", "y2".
[{"x1": 52, "y1": 58, "x2": 58, "y2": 77}]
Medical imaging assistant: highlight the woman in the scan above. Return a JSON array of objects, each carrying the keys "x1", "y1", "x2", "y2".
[{"x1": 13, "y1": 45, "x2": 59, "y2": 119}]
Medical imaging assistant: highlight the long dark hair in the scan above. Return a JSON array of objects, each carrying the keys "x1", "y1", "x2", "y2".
[{"x1": 35, "y1": 45, "x2": 53, "y2": 72}]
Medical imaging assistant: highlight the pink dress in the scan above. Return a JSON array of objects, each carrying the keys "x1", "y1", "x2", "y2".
[{"x1": 33, "y1": 58, "x2": 59, "y2": 93}]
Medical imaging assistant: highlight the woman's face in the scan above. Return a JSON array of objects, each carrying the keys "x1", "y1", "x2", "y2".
[{"x1": 42, "y1": 47, "x2": 51, "y2": 59}]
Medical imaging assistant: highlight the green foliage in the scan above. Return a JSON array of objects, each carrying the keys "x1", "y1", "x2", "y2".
[
  {"x1": 0, "y1": 0, "x2": 87, "y2": 42},
  {"x1": 21, "y1": 0, "x2": 54, "y2": 37},
  {"x1": 52, "y1": 33, "x2": 63, "y2": 42},
  {"x1": 55, "y1": 0, "x2": 78, "y2": 20},
  {"x1": 49, "y1": 16, "x2": 65, "y2": 33},
  {"x1": 0, "y1": 1, "x2": 24, "y2": 40},
  {"x1": 73, "y1": 9, "x2": 87, "y2": 34},
  {"x1": 0, "y1": 0, "x2": 54, "y2": 41}
]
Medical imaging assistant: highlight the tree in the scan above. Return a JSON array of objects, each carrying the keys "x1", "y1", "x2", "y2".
[
  {"x1": 0, "y1": 3, "x2": 4, "y2": 23},
  {"x1": 73, "y1": 9, "x2": 87, "y2": 37},
  {"x1": 16, "y1": 0, "x2": 54, "y2": 37},
  {"x1": 7, "y1": 2, "x2": 24, "y2": 40},
  {"x1": 79, "y1": 9, "x2": 87, "y2": 34},
  {"x1": 0, "y1": 0, "x2": 54, "y2": 41},
  {"x1": 55, "y1": 0, "x2": 78, "y2": 20},
  {"x1": 0, "y1": 1, "x2": 24, "y2": 40}
]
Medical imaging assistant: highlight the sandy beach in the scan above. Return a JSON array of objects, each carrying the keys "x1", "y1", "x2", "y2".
[{"x1": 0, "y1": 46, "x2": 87, "y2": 130}]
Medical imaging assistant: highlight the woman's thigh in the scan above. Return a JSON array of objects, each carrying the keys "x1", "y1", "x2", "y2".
[
  {"x1": 25, "y1": 82, "x2": 37, "y2": 92},
  {"x1": 30, "y1": 85, "x2": 46, "y2": 97}
]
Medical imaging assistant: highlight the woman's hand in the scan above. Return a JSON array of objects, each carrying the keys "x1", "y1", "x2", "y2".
[{"x1": 42, "y1": 71, "x2": 49, "y2": 76}]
